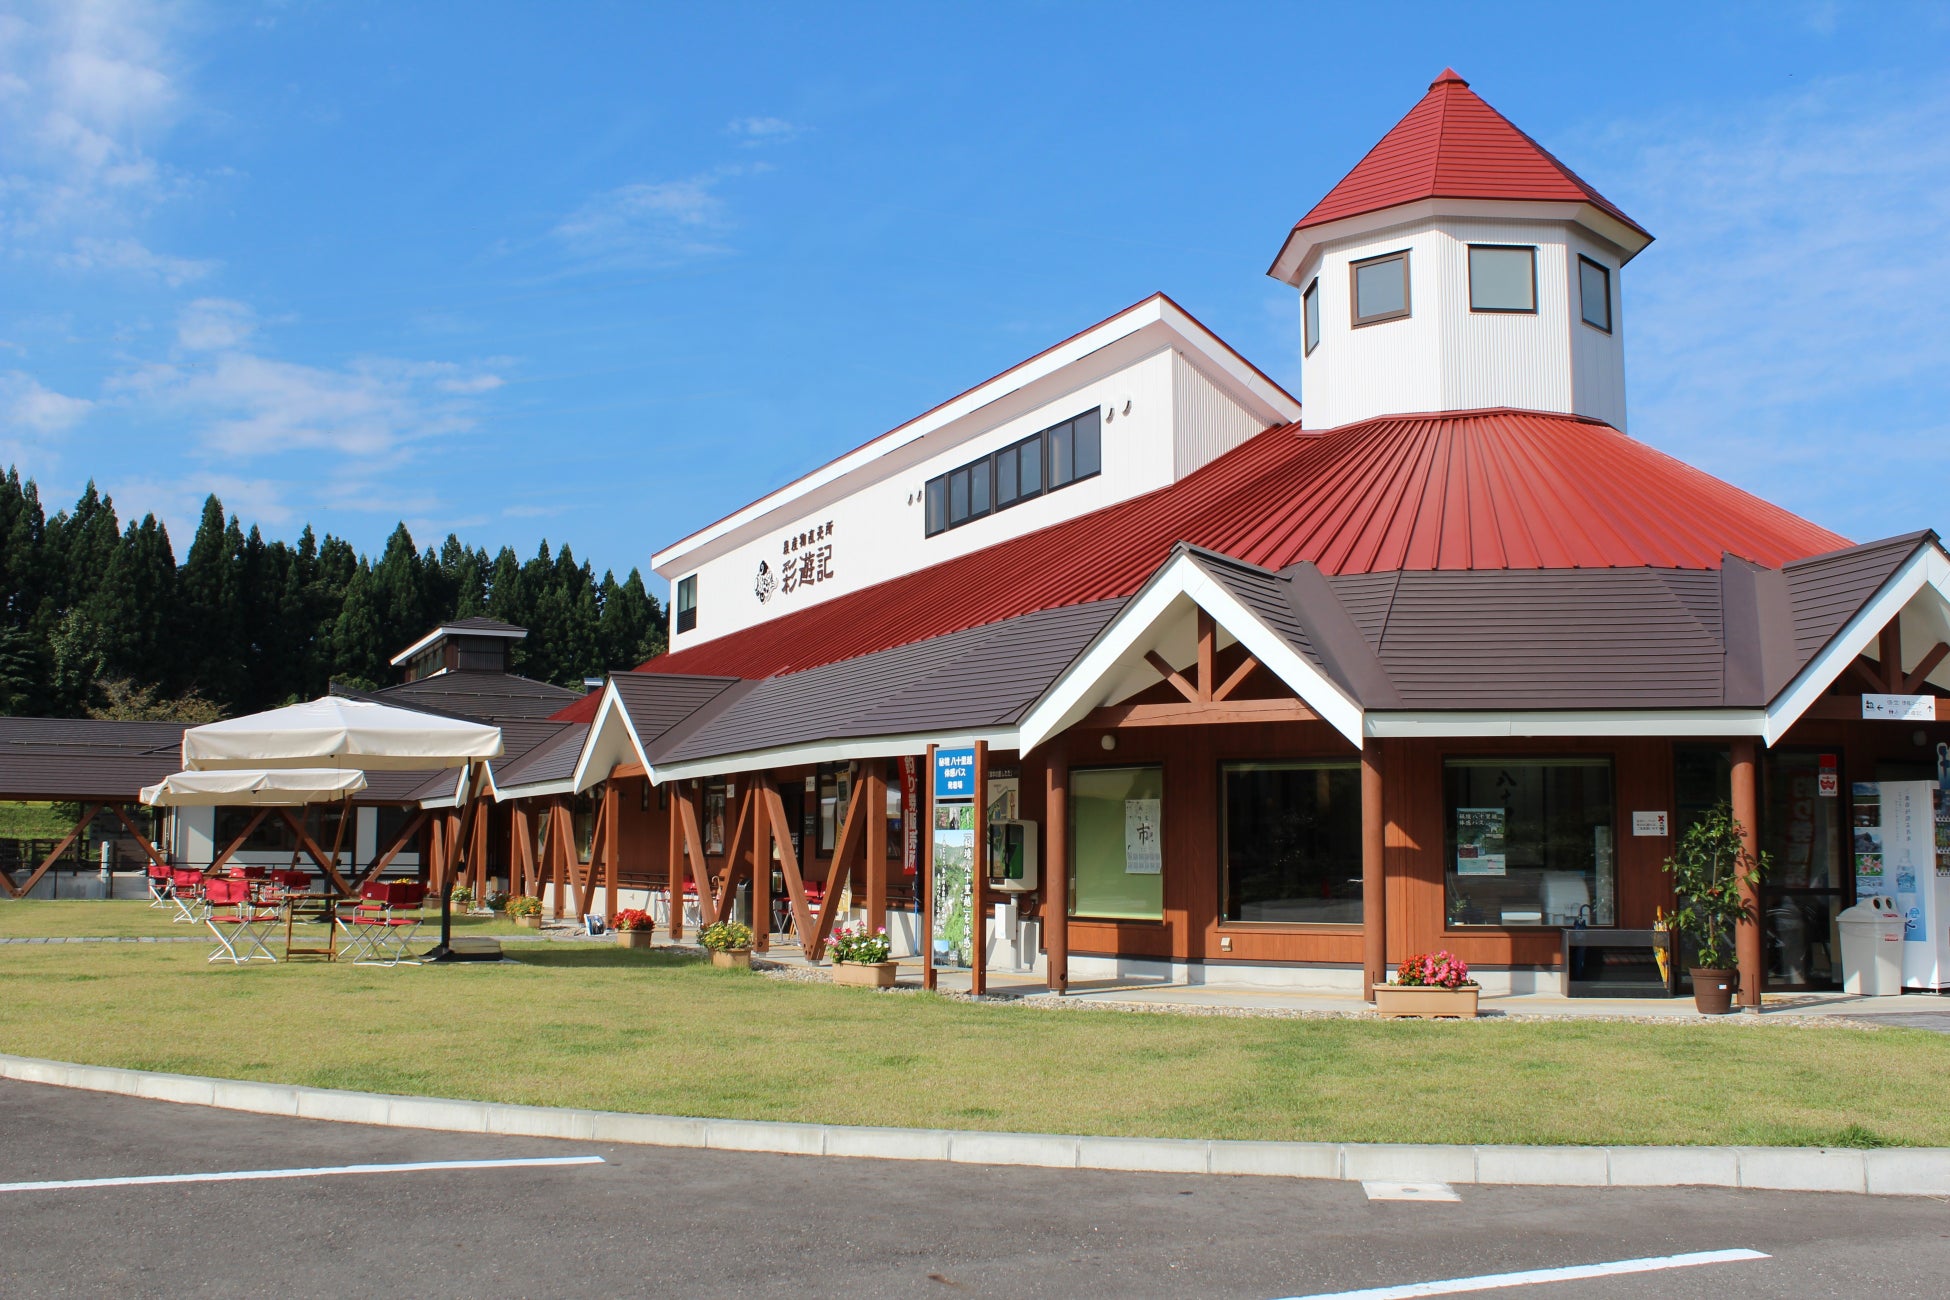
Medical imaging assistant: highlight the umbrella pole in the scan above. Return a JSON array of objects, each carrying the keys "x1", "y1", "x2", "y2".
[{"x1": 425, "y1": 761, "x2": 490, "y2": 963}]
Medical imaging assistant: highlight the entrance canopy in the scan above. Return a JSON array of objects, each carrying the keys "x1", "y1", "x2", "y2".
[
  {"x1": 140, "y1": 768, "x2": 369, "y2": 807},
  {"x1": 181, "y1": 696, "x2": 502, "y2": 772}
]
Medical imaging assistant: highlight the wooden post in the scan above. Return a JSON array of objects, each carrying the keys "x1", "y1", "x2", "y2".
[
  {"x1": 1880, "y1": 621, "x2": 1904, "y2": 691},
  {"x1": 764, "y1": 782, "x2": 818, "y2": 952},
  {"x1": 752, "y1": 776, "x2": 771, "y2": 952},
  {"x1": 509, "y1": 804, "x2": 532, "y2": 896},
  {"x1": 806, "y1": 774, "x2": 868, "y2": 963},
  {"x1": 865, "y1": 760, "x2": 888, "y2": 933},
  {"x1": 549, "y1": 797, "x2": 569, "y2": 918},
  {"x1": 469, "y1": 800, "x2": 489, "y2": 901},
  {"x1": 1196, "y1": 609, "x2": 1216, "y2": 702},
  {"x1": 665, "y1": 782, "x2": 681, "y2": 936},
  {"x1": 602, "y1": 780, "x2": 621, "y2": 922},
  {"x1": 1361, "y1": 739, "x2": 1387, "y2": 1001},
  {"x1": 1731, "y1": 739, "x2": 1763, "y2": 1008},
  {"x1": 1044, "y1": 755, "x2": 1068, "y2": 995},
  {"x1": 971, "y1": 740, "x2": 989, "y2": 997},
  {"x1": 922, "y1": 744, "x2": 937, "y2": 991}
]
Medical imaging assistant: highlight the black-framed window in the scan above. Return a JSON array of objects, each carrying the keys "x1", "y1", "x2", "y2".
[
  {"x1": 214, "y1": 804, "x2": 349, "y2": 856},
  {"x1": 1302, "y1": 278, "x2": 1321, "y2": 354},
  {"x1": 1443, "y1": 756, "x2": 1615, "y2": 928},
  {"x1": 1070, "y1": 763, "x2": 1164, "y2": 920},
  {"x1": 1468, "y1": 244, "x2": 1537, "y2": 313},
  {"x1": 1578, "y1": 255, "x2": 1612, "y2": 332},
  {"x1": 676, "y1": 574, "x2": 697, "y2": 633},
  {"x1": 924, "y1": 407, "x2": 1101, "y2": 538},
  {"x1": 1350, "y1": 249, "x2": 1410, "y2": 326},
  {"x1": 818, "y1": 763, "x2": 852, "y2": 855},
  {"x1": 1222, "y1": 761, "x2": 1362, "y2": 924}
]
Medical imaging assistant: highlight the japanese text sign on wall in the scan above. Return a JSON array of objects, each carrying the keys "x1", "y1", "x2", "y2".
[
  {"x1": 933, "y1": 747, "x2": 976, "y2": 801},
  {"x1": 1630, "y1": 811, "x2": 1669, "y2": 837},
  {"x1": 1864, "y1": 694, "x2": 1936, "y2": 722}
]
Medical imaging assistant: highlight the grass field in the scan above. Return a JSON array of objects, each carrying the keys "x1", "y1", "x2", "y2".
[
  {"x1": 0, "y1": 801, "x2": 82, "y2": 840},
  {"x1": 0, "y1": 923, "x2": 1946, "y2": 1148},
  {"x1": 0, "y1": 899, "x2": 545, "y2": 939}
]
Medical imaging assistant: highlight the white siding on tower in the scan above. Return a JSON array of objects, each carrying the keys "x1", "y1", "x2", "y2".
[
  {"x1": 1172, "y1": 348, "x2": 1268, "y2": 477},
  {"x1": 1566, "y1": 231, "x2": 1628, "y2": 432}
]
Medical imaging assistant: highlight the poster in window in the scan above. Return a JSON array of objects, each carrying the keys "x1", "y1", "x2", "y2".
[
  {"x1": 1124, "y1": 798, "x2": 1162, "y2": 874},
  {"x1": 704, "y1": 787, "x2": 726, "y2": 856},
  {"x1": 1455, "y1": 807, "x2": 1507, "y2": 876},
  {"x1": 930, "y1": 802, "x2": 974, "y2": 967}
]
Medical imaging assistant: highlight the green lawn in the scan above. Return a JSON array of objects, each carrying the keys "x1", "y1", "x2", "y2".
[
  {"x1": 0, "y1": 802, "x2": 82, "y2": 839},
  {"x1": 0, "y1": 898, "x2": 547, "y2": 940},
  {"x1": 0, "y1": 939, "x2": 1944, "y2": 1148}
]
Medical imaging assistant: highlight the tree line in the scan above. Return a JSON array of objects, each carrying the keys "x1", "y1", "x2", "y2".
[{"x1": 0, "y1": 469, "x2": 666, "y2": 720}]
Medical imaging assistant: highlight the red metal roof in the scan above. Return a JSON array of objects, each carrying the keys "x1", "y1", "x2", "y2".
[
  {"x1": 1293, "y1": 69, "x2": 1650, "y2": 240},
  {"x1": 550, "y1": 410, "x2": 1846, "y2": 705}
]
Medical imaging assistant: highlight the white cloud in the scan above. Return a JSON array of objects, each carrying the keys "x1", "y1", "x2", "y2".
[
  {"x1": 176, "y1": 297, "x2": 256, "y2": 351},
  {"x1": 1, "y1": 369, "x2": 92, "y2": 433},
  {"x1": 553, "y1": 165, "x2": 762, "y2": 267},
  {"x1": 727, "y1": 115, "x2": 802, "y2": 144},
  {"x1": 1586, "y1": 75, "x2": 1950, "y2": 539}
]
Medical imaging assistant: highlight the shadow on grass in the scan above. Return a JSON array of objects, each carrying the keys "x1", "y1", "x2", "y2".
[{"x1": 509, "y1": 948, "x2": 713, "y2": 971}]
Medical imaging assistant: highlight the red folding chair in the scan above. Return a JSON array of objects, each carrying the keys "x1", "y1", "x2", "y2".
[
  {"x1": 170, "y1": 868, "x2": 209, "y2": 923},
  {"x1": 204, "y1": 876, "x2": 279, "y2": 965},
  {"x1": 145, "y1": 861, "x2": 174, "y2": 909},
  {"x1": 345, "y1": 880, "x2": 427, "y2": 967},
  {"x1": 265, "y1": 869, "x2": 312, "y2": 902}
]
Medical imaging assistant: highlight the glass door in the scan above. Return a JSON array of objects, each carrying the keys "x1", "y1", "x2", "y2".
[{"x1": 1760, "y1": 750, "x2": 1846, "y2": 990}]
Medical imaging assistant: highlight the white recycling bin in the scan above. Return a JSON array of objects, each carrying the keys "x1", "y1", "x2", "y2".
[{"x1": 1838, "y1": 896, "x2": 1905, "y2": 996}]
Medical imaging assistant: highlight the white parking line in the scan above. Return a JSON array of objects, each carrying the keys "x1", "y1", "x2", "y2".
[
  {"x1": 1272, "y1": 1248, "x2": 1770, "y2": 1299},
  {"x1": 0, "y1": 1155, "x2": 605, "y2": 1193}
]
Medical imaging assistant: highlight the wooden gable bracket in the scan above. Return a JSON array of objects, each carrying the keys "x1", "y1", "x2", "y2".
[{"x1": 1133, "y1": 609, "x2": 1276, "y2": 717}]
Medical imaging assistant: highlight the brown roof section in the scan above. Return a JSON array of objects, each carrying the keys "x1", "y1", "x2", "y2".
[
  {"x1": 0, "y1": 718, "x2": 184, "y2": 801},
  {"x1": 370, "y1": 670, "x2": 580, "y2": 724},
  {"x1": 490, "y1": 722, "x2": 589, "y2": 792},
  {"x1": 1781, "y1": 532, "x2": 1930, "y2": 671}
]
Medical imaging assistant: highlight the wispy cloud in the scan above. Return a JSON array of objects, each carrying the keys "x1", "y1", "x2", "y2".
[
  {"x1": 727, "y1": 114, "x2": 802, "y2": 145},
  {"x1": 552, "y1": 163, "x2": 770, "y2": 269},
  {"x1": 2, "y1": 369, "x2": 92, "y2": 435},
  {"x1": 1585, "y1": 74, "x2": 1950, "y2": 540}
]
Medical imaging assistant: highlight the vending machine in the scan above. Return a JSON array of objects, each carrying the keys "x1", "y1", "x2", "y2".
[{"x1": 1856, "y1": 780, "x2": 1950, "y2": 991}]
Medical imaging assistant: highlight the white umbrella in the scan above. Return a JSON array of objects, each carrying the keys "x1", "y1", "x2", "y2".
[
  {"x1": 181, "y1": 696, "x2": 502, "y2": 771},
  {"x1": 141, "y1": 768, "x2": 369, "y2": 807}
]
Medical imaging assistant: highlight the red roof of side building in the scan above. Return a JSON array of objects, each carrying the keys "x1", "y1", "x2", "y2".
[
  {"x1": 1293, "y1": 69, "x2": 1650, "y2": 241},
  {"x1": 543, "y1": 410, "x2": 1847, "y2": 712}
]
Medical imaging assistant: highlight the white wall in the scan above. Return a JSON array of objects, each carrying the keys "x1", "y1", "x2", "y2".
[
  {"x1": 1297, "y1": 217, "x2": 1628, "y2": 432},
  {"x1": 668, "y1": 346, "x2": 1274, "y2": 652}
]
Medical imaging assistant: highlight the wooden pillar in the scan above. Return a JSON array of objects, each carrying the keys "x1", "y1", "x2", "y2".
[
  {"x1": 470, "y1": 802, "x2": 489, "y2": 900},
  {"x1": 1361, "y1": 738, "x2": 1387, "y2": 1002},
  {"x1": 1730, "y1": 739, "x2": 1763, "y2": 1007},
  {"x1": 971, "y1": 740, "x2": 989, "y2": 997},
  {"x1": 549, "y1": 797, "x2": 569, "y2": 918},
  {"x1": 865, "y1": 761, "x2": 888, "y2": 933},
  {"x1": 1044, "y1": 753, "x2": 1068, "y2": 995},
  {"x1": 752, "y1": 775, "x2": 771, "y2": 952},
  {"x1": 602, "y1": 780, "x2": 622, "y2": 922},
  {"x1": 922, "y1": 744, "x2": 937, "y2": 991},
  {"x1": 1880, "y1": 621, "x2": 1904, "y2": 691},
  {"x1": 665, "y1": 783, "x2": 682, "y2": 937}
]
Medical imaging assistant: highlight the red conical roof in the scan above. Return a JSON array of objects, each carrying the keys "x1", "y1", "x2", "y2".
[{"x1": 1292, "y1": 69, "x2": 1649, "y2": 239}]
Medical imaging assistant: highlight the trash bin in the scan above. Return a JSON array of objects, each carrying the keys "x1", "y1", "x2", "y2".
[{"x1": 1838, "y1": 896, "x2": 1905, "y2": 996}]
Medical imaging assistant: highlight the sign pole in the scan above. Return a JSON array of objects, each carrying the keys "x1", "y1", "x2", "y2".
[
  {"x1": 971, "y1": 740, "x2": 988, "y2": 997},
  {"x1": 922, "y1": 743, "x2": 937, "y2": 992}
]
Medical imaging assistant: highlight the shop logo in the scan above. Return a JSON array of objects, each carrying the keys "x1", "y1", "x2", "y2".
[{"x1": 754, "y1": 560, "x2": 776, "y2": 604}]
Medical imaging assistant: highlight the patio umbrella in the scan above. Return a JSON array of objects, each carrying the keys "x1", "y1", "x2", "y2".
[
  {"x1": 140, "y1": 768, "x2": 369, "y2": 806},
  {"x1": 179, "y1": 696, "x2": 503, "y2": 962}
]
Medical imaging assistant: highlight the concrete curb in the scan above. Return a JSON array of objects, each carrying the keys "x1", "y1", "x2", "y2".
[{"x1": 4, "y1": 1052, "x2": 1946, "y2": 1197}]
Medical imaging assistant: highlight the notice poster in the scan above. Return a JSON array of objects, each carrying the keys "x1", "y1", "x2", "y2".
[
  {"x1": 1935, "y1": 788, "x2": 1950, "y2": 878},
  {"x1": 1455, "y1": 807, "x2": 1507, "y2": 876},
  {"x1": 930, "y1": 803, "x2": 974, "y2": 967},
  {"x1": 1124, "y1": 798, "x2": 1162, "y2": 874},
  {"x1": 1853, "y1": 781, "x2": 1885, "y2": 895}
]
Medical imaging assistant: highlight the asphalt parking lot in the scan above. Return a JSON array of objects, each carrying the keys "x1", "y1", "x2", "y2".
[{"x1": 1, "y1": 1079, "x2": 1946, "y2": 1298}]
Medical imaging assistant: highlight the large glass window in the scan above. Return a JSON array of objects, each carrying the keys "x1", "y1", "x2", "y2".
[
  {"x1": 1070, "y1": 765, "x2": 1164, "y2": 920},
  {"x1": 214, "y1": 804, "x2": 348, "y2": 855},
  {"x1": 1467, "y1": 245, "x2": 1537, "y2": 313},
  {"x1": 1444, "y1": 757, "x2": 1614, "y2": 928},
  {"x1": 1579, "y1": 255, "x2": 1612, "y2": 332},
  {"x1": 1302, "y1": 278, "x2": 1320, "y2": 355},
  {"x1": 676, "y1": 575, "x2": 697, "y2": 633},
  {"x1": 1350, "y1": 250, "x2": 1410, "y2": 325},
  {"x1": 1222, "y1": 761, "x2": 1362, "y2": 923},
  {"x1": 818, "y1": 763, "x2": 852, "y2": 854},
  {"x1": 924, "y1": 407, "x2": 1100, "y2": 537}
]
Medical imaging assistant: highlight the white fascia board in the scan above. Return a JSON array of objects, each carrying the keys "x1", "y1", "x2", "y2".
[
  {"x1": 648, "y1": 728, "x2": 1017, "y2": 785},
  {"x1": 387, "y1": 623, "x2": 527, "y2": 667},
  {"x1": 1271, "y1": 198, "x2": 1651, "y2": 287},
  {"x1": 650, "y1": 296, "x2": 1298, "y2": 575},
  {"x1": 1017, "y1": 552, "x2": 1365, "y2": 752},
  {"x1": 491, "y1": 778, "x2": 578, "y2": 803},
  {"x1": 567, "y1": 685, "x2": 653, "y2": 793},
  {"x1": 1366, "y1": 710, "x2": 1767, "y2": 739},
  {"x1": 1765, "y1": 545, "x2": 1950, "y2": 746},
  {"x1": 415, "y1": 768, "x2": 471, "y2": 809}
]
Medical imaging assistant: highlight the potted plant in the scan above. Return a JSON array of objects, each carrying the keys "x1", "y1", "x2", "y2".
[
  {"x1": 506, "y1": 895, "x2": 544, "y2": 928},
  {"x1": 612, "y1": 907, "x2": 657, "y2": 948},
  {"x1": 827, "y1": 922, "x2": 896, "y2": 988},
  {"x1": 449, "y1": 882, "x2": 474, "y2": 908},
  {"x1": 1662, "y1": 802, "x2": 1770, "y2": 1015},
  {"x1": 1374, "y1": 950, "x2": 1479, "y2": 1018},
  {"x1": 700, "y1": 920, "x2": 754, "y2": 969}
]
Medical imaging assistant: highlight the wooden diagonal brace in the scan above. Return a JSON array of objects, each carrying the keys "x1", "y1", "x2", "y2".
[
  {"x1": 1905, "y1": 641, "x2": 1950, "y2": 694},
  {"x1": 275, "y1": 807, "x2": 354, "y2": 895},
  {"x1": 0, "y1": 802, "x2": 104, "y2": 898},
  {"x1": 362, "y1": 808, "x2": 430, "y2": 885},
  {"x1": 1144, "y1": 650, "x2": 1201, "y2": 703},
  {"x1": 805, "y1": 772, "x2": 869, "y2": 963},
  {"x1": 210, "y1": 808, "x2": 271, "y2": 874},
  {"x1": 108, "y1": 805, "x2": 170, "y2": 872},
  {"x1": 762, "y1": 783, "x2": 817, "y2": 955}
]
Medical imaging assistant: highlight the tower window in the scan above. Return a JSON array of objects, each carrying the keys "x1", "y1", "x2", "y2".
[
  {"x1": 1468, "y1": 245, "x2": 1537, "y2": 313},
  {"x1": 1302, "y1": 278, "x2": 1321, "y2": 354},
  {"x1": 1350, "y1": 250, "x2": 1410, "y2": 326},
  {"x1": 1579, "y1": 255, "x2": 1612, "y2": 333},
  {"x1": 676, "y1": 574, "x2": 697, "y2": 634}
]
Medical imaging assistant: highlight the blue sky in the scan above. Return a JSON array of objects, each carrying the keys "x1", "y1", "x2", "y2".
[{"x1": 2, "y1": 2, "x2": 1947, "y2": 590}]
